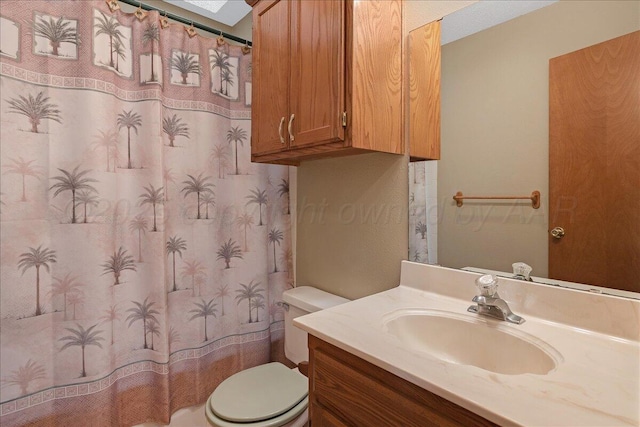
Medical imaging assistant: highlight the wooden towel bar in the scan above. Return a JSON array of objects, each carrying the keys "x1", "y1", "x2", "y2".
[{"x1": 453, "y1": 191, "x2": 540, "y2": 209}]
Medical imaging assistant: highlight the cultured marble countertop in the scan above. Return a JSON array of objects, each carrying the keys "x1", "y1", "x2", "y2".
[{"x1": 294, "y1": 261, "x2": 640, "y2": 427}]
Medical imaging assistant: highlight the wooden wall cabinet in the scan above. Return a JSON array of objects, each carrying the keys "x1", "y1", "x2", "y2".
[
  {"x1": 308, "y1": 335, "x2": 498, "y2": 427},
  {"x1": 409, "y1": 20, "x2": 441, "y2": 161},
  {"x1": 249, "y1": 0, "x2": 404, "y2": 165}
]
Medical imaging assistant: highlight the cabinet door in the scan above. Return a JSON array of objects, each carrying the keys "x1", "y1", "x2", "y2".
[
  {"x1": 252, "y1": 0, "x2": 290, "y2": 156},
  {"x1": 311, "y1": 403, "x2": 349, "y2": 427},
  {"x1": 409, "y1": 20, "x2": 441, "y2": 160},
  {"x1": 289, "y1": 0, "x2": 345, "y2": 148},
  {"x1": 309, "y1": 336, "x2": 498, "y2": 427}
]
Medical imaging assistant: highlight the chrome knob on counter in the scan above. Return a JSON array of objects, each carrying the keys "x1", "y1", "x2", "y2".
[{"x1": 550, "y1": 226, "x2": 565, "y2": 239}]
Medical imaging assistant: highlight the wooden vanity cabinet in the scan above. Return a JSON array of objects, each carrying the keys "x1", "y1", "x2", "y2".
[
  {"x1": 308, "y1": 335, "x2": 497, "y2": 427},
  {"x1": 248, "y1": 0, "x2": 403, "y2": 165}
]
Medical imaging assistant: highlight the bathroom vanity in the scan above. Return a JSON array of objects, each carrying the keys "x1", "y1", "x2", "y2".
[
  {"x1": 295, "y1": 262, "x2": 640, "y2": 426},
  {"x1": 308, "y1": 335, "x2": 496, "y2": 426}
]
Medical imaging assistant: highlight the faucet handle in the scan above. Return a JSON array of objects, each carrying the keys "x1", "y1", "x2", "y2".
[
  {"x1": 512, "y1": 262, "x2": 532, "y2": 281},
  {"x1": 475, "y1": 274, "x2": 499, "y2": 297}
]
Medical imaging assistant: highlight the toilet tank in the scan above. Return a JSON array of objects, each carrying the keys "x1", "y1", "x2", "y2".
[{"x1": 282, "y1": 286, "x2": 349, "y2": 364}]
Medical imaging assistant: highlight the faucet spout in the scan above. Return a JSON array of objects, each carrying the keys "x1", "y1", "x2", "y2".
[
  {"x1": 470, "y1": 295, "x2": 525, "y2": 324},
  {"x1": 468, "y1": 275, "x2": 525, "y2": 324}
]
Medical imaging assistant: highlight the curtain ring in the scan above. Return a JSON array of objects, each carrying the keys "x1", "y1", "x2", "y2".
[
  {"x1": 159, "y1": 10, "x2": 170, "y2": 29},
  {"x1": 105, "y1": 0, "x2": 120, "y2": 12},
  {"x1": 134, "y1": 1, "x2": 148, "y2": 21},
  {"x1": 185, "y1": 21, "x2": 197, "y2": 38},
  {"x1": 216, "y1": 30, "x2": 226, "y2": 46},
  {"x1": 241, "y1": 40, "x2": 251, "y2": 55}
]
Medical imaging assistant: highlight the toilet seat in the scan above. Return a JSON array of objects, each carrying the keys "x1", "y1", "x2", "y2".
[{"x1": 206, "y1": 362, "x2": 309, "y2": 427}]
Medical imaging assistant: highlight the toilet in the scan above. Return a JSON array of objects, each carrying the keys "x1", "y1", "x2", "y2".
[{"x1": 205, "y1": 286, "x2": 349, "y2": 427}]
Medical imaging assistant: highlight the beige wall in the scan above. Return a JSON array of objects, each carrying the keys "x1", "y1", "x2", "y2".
[
  {"x1": 295, "y1": 1, "x2": 474, "y2": 300},
  {"x1": 437, "y1": 1, "x2": 639, "y2": 276},
  {"x1": 296, "y1": 154, "x2": 408, "y2": 300}
]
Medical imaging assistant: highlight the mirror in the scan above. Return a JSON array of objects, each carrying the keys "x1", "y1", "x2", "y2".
[{"x1": 408, "y1": 1, "x2": 640, "y2": 297}]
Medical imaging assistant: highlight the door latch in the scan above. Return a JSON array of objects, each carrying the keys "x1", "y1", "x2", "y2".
[{"x1": 550, "y1": 227, "x2": 565, "y2": 239}]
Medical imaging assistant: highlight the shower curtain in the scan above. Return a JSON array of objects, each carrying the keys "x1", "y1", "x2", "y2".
[
  {"x1": 0, "y1": 1, "x2": 293, "y2": 425},
  {"x1": 409, "y1": 162, "x2": 432, "y2": 264}
]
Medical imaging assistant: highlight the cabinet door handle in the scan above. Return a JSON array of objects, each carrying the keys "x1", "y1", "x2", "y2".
[
  {"x1": 288, "y1": 114, "x2": 295, "y2": 143},
  {"x1": 278, "y1": 116, "x2": 285, "y2": 144}
]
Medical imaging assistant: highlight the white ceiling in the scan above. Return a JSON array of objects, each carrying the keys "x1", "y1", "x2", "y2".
[
  {"x1": 161, "y1": 0, "x2": 557, "y2": 43},
  {"x1": 162, "y1": 0, "x2": 251, "y2": 27},
  {"x1": 441, "y1": 0, "x2": 558, "y2": 45}
]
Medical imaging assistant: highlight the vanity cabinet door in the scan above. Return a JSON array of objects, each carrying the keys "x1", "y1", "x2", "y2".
[
  {"x1": 311, "y1": 405, "x2": 349, "y2": 427},
  {"x1": 308, "y1": 335, "x2": 498, "y2": 427}
]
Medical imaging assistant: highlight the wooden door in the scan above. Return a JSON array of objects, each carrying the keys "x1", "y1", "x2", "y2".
[
  {"x1": 251, "y1": 0, "x2": 290, "y2": 156},
  {"x1": 288, "y1": 0, "x2": 345, "y2": 148},
  {"x1": 549, "y1": 31, "x2": 639, "y2": 292}
]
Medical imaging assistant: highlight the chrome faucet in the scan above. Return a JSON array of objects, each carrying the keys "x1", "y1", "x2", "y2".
[{"x1": 467, "y1": 275, "x2": 525, "y2": 324}]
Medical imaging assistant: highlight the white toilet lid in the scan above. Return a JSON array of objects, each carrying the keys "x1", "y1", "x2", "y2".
[{"x1": 210, "y1": 362, "x2": 308, "y2": 423}]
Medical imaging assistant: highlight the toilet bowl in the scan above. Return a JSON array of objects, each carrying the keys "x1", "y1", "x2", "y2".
[{"x1": 205, "y1": 286, "x2": 348, "y2": 427}]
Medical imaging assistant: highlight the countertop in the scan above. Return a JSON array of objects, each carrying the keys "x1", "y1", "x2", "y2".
[{"x1": 294, "y1": 262, "x2": 640, "y2": 426}]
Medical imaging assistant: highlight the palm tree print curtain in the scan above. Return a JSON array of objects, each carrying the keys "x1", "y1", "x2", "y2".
[
  {"x1": 0, "y1": 2, "x2": 293, "y2": 426},
  {"x1": 409, "y1": 162, "x2": 431, "y2": 264}
]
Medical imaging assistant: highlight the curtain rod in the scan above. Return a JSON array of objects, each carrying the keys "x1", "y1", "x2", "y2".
[{"x1": 116, "y1": 0, "x2": 252, "y2": 46}]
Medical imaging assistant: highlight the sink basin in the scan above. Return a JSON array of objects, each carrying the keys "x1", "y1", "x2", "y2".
[{"x1": 384, "y1": 309, "x2": 561, "y2": 375}]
